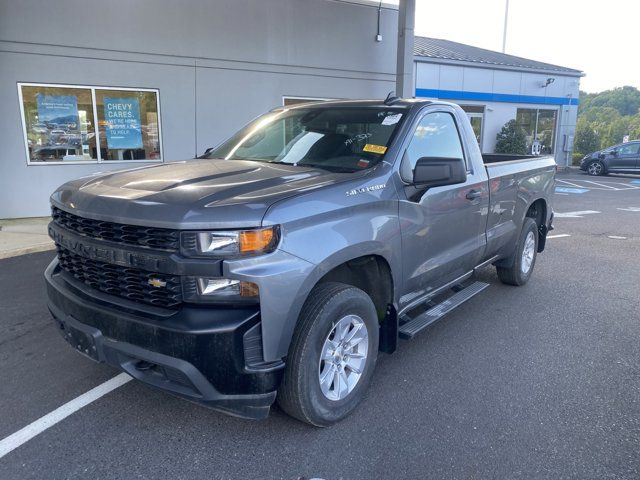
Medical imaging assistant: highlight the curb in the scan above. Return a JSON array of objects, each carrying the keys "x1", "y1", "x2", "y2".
[{"x1": 0, "y1": 242, "x2": 56, "y2": 260}]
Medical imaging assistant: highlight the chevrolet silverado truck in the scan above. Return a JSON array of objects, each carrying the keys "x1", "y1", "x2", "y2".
[{"x1": 45, "y1": 98, "x2": 555, "y2": 426}]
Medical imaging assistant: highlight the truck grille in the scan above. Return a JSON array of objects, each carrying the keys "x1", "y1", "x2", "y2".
[
  {"x1": 56, "y1": 246, "x2": 183, "y2": 309},
  {"x1": 52, "y1": 206, "x2": 179, "y2": 251}
]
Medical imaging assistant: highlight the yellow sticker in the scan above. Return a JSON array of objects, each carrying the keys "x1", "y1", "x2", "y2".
[{"x1": 363, "y1": 144, "x2": 388, "y2": 154}]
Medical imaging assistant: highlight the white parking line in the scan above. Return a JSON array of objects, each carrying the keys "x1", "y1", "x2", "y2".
[
  {"x1": 617, "y1": 207, "x2": 640, "y2": 212},
  {"x1": 557, "y1": 179, "x2": 640, "y2": 191},
  {"x1": 547, "y1": 234, "x2": 571, "y2": 239},
  {"x1": 555, "y1": 210, "x2": 601, "y2": 218},
  {"x1": 0, "y1": 373, "x2": 131, "y2": 459},
  {"x1": 581, "y1": 180, "x2": 618, "y2": 189},
  {"x1": 557, "y1": 179, "x2": 589, "y2": 189}
]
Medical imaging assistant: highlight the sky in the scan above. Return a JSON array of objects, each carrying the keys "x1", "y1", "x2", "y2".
[{"x1": 409, "y1": 0, "x2": 640, "y2": 93}]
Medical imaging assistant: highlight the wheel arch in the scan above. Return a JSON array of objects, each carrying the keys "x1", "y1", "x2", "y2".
[
  {"x1": 278, "y1": 245, "x2": 399, "y2": 360},
  {"x1": 525, "y1": 198, "x2": 548, "y2": 252}
]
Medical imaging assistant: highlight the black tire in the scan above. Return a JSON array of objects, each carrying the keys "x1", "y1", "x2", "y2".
[
  {"x1": 496, "y1": 218, "x2": 539, "y2": 286},
  {"x1": 586, "y1": 160, "x2": 605, "y2": 176},
  {"x1": 277, "y1": 282, "x2": 379, "y2": 426}
]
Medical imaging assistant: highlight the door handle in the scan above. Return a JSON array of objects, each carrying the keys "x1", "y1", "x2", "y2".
[{"x1": 465, "y1": 189, "x2": 482, "y2": 200}]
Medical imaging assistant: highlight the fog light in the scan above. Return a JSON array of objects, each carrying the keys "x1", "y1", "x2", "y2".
[
  {"x1": 190, "y1": 277, "x2": 259, "y2": 304},
  {"x1": 197, "y1": 278, "x2": 240, "y2": 296}
]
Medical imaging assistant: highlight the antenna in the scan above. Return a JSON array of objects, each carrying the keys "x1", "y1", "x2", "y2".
[{"x1": 384, "y1": 91, "x2": 401, "y2": 105}]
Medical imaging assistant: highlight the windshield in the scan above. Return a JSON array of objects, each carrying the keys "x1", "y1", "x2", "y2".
[{"x1": 204, "y1": 107, "x2": 405, "y2": 172}]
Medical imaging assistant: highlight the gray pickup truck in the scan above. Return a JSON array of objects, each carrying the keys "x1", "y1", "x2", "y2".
[{"x1": 45, "y1": 99, "x2": 555, "y2": 426}]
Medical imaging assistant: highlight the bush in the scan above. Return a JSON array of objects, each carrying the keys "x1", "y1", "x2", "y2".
[
  {"x1": 574, "y1": 120, "x2": 600, "y2": 155},
  {"x1": 572, "y1": 152, "x2": 584, "y2": 166},
  {"x1": 494, "y1": 120, "x2": 528, "y2": 155}
]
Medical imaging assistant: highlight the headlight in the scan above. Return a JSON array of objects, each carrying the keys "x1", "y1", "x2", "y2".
[{"x1": 181, "y1": 226, "x2": 280, "y2": 258}]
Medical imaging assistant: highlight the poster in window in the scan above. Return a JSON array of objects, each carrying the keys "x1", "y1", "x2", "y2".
[
  {"x1": 36, "y1": 94, "x2": 80, "y2": 133},
  {"x1": 103, "y1": 97, "x2": 143, "y2": 149}
]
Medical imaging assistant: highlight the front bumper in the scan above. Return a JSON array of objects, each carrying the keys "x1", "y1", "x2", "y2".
[{"x1": 45, "y1": 259, "x2": 284, "y2": 420}]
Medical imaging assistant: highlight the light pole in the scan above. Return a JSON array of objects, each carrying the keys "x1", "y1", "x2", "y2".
[{"x1": 502, "y1": 0, "x2": 509, "y2": 53}]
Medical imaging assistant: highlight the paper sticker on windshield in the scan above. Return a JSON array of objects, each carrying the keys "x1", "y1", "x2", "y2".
[
  {"x1": 381, "y1": 113, "x2": 402, "y2": 125},
  {"x1": 363, "y1": 144, "x2": 387, "y2": 154}
]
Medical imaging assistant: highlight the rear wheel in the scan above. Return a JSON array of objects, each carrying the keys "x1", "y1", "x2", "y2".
[
  {"x1": 586, "y1": 160, "x2": 605, "y2": 176},
  {"x1": 277, "y1": 282, "x2": 379, "y2": 426},
  {"x1": 496, "y1": 218, "x2": 539, "y2": 286}
]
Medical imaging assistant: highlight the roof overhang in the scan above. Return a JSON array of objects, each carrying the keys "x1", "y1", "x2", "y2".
[{"x1": 414, "y1": 55, "x2": 585, "y2": 78}]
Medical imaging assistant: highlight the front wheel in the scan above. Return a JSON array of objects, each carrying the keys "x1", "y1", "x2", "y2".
[
  {"x1": 587, "y1": 160, "x2": 605, "y2": 176},
  {"x1": 496, "y1": 218, "x2": 539, "y2": 286},
  {"x1": 277, "y1": 282, "x2": 379, "y2": 426}
]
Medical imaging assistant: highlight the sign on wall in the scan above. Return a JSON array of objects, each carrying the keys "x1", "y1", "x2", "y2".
[
  {"x1": 103, "y1": 97, "x2": 143, "y2": 149},
  {"x1": 36, "y1": 95, "x2": 79, "y2": 132}
]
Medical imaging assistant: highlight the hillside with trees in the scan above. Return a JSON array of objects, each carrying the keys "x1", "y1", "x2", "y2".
[{"x1": 573, "y1": 86, "x2": 640, "y2": 162}]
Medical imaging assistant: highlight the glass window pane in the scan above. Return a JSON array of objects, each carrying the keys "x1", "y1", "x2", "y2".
[
  {"x1": 618, "y1": 143, "x2": 640, "y2": 155},
  {"x1": 208, "y1": 107, "x2": 403, "y2": 172},
  {"x1": 516, "y1": 108, "x2": 536, "y2": 153},
  {"x1": 536, "y1": 110, "x2": 557, "y2": 154},
  {"x1": 405, "y1": 112, "x2": 464, "y2": 173},
  {"x1": 95, "y1": 89, "x2": 161, "y2": 161},
  {"x1": 459, "y1": 105, "x2": 484, "y2": 114},
  {"x1": 20, "y1": 85, "x2": 97, "y2": 163}
]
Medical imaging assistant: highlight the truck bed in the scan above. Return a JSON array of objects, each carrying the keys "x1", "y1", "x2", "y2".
[
  {"x1": 483, "y1": 154, "x2": 556, "y2": 179},
  {"x1": 482, "y1": 153, "x2": 549, "y2": 164}
]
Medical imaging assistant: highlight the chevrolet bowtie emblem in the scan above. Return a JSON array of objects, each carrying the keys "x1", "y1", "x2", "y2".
[{"x1": 148, "y1": 278, "x2": 167, "y2": 288}]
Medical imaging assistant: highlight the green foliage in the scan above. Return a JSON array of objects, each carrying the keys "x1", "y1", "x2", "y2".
[
  {"x1": 574, "y1": 119, "x2": 600, "y2": 155},
  {"x1": 494, "y1": 119, "x2": 528, "y2": 155},
  {"x1": 571, "y1": 152, "x2": 584, "y2": 165},
  {"x1": 575, "y1": 86, "x2": 640, "y2": 154},
  {"x1": 579, "y1": 86, "x2": 640, "y2": 117}
]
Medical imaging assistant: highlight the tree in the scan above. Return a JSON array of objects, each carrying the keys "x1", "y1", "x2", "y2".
[
  {"x1": 601, "y1": 117, "x2": 629, "y2": 148},
  {"x1": 579, "y1": 86, "x2": 640, "y2": 117},
  {"x1": 577, "y1": 86, "x2": 640, "y2": 150},
  {"x1": 574, "y1": 119, "x2": 600, "y2": 154},
  {"x1": 494, "y1": 120, "x2": 528, "y2": 155}
]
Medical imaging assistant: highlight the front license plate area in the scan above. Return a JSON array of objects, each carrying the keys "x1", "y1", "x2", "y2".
[{"x1": 60, "y1": 319, "x2": 101, "y2": 362}]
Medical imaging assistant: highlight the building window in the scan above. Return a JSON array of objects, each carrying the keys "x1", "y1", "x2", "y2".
[
  {"x1": 516, "y1": 108, "x2": 557, "y2": 155},
  {"x1": 18, "y1": 83, "x2": 162, "y2": 164},
  {"x1": 459, "y1": 105, "x2": 484, "y2": 149},
  {"x1": 95, "y1": 89, "x2": 161, "y2": 161}
]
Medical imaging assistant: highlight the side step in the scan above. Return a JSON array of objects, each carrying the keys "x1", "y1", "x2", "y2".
[{"x1": 398, "y1": 281, "x2": 489, "y2": 339}]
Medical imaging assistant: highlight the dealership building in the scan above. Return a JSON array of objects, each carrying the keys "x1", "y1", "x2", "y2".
[{"x1": 0, "y1": 0, "x2": 582, "y2": 218}]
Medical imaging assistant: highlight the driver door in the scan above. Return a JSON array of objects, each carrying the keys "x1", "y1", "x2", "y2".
[
  {"x1": 398, "y1": 107, "x2": 489, "y2": 310},
  {"x1": 609, "y1": 142, "x2": 640, "y2": 170}
]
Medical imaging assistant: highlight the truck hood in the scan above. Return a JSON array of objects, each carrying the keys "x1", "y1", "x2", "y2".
[{"x1": 51, "y1": 159, "x2": 363, "y2": 229}]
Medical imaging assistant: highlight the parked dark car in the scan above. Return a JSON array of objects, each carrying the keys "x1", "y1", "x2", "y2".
[{"x1": 580, "y1": 141, "x2": 640, "y2": 176}]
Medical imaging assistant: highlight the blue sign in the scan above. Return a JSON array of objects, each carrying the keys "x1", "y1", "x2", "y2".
[
  {"x1": 36, "y1": 95, "x2": 79, "y2": 131},
  {"x1": 555, "y1": 187, "x2": 589, "y2": 194},
  {"x1": 104, "y1": 97, "x2": 143, "y2": 149}
]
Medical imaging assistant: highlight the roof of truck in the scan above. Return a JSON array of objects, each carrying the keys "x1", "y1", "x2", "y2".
[{"x1": 281, "y1": 98, "x2": 433, "y2": 109}]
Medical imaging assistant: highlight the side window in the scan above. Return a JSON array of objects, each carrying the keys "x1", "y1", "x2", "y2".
[
  {"x1": 618, "y1": 143, "x2": 640, "y2": 155},
  {"x1": 402, "y1": 112, "x2": 465, "y2": 180}
]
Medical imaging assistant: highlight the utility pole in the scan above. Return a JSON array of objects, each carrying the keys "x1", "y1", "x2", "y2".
[
  {"x1": 396, "y1": 0, "x2": 416, "y2": 98},
  {"x1": 502, "y1": 0, "x2": 509, "y2": 53}
]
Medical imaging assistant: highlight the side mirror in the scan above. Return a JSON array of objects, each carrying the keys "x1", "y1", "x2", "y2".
[
  {"x1": 611, "y1": 149, "x2": 618, "y2": 156},
  {"x1": 203, "y1": 147, "x2": 214, "y2": 156},
  {"x1": 413, "y1": 157, "x2": 467, "y2": 188}
]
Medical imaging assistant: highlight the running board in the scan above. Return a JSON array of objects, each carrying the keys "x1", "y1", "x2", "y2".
[{"x1": 398, "y1": 281, "x2": 490, "y2": 339}]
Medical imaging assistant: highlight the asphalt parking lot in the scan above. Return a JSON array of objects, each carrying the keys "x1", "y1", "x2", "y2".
[{"x1": 1, "y1": 171, "x2": 639, "y2": 480}]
